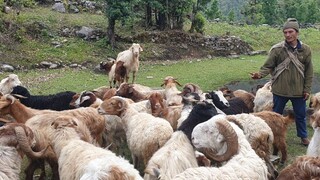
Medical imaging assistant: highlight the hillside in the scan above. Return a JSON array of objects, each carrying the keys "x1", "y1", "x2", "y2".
[{"x1": 0, "y1": 6, "x2": 264, "y2": 71}]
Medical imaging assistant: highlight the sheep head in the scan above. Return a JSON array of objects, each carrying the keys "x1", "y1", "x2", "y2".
[
  {"x1": 180, "y1": 83, "x2": 202, "y2": 96},
  {"x1": 161, "y1": 76, "x2": 182, "y2": 87},
  {"x1": 309, "y1": 110, "x2": 320, "y2": 129},
  {"x1": 0, "y1": 74, "x2": 22, "y2": 95},
  {"x1": 98, "y1": 96, "x2": 127, "y2": 117},
  {"x1": 309, "y1": 92, "x2": 320, "y2": 111},
  {"x1": 100, "y1": 60, "x2": 115, "y2": 73},
  {"x1": 14, "y1": 124, "x2": 48, "y2": 159},
  {"x1": 130, "y1": 43, "x2": 143, "y2": 58},
  {"x1": 116, "y1": 83, "x2": 134, "y2": 98},
  {"x1": 205, "y1": 90, "x2": 230, "y2": 109},
  {"x1": 192, "y1": 117, "x2": 239, "y2": 162},
  {"x1": 0, "y1": 94, "x2": 16, "y2": 115},
  {"x1": 148, "y1": 92, "x2": 166, "y2": 117}
]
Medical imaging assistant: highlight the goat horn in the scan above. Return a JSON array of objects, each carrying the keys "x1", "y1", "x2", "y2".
[
  {"x1": 4, "y1": 94, "x2": 16, "y2": 104},
  {"x1": 200, "y1": 120, "x2": 239, "y2": 162},
  {"x1": 117, "y1": 98, "x2": 127, "y2": 112},
  {"x1": 15, "y1": 126, "x2": 48, "y2": 159}
]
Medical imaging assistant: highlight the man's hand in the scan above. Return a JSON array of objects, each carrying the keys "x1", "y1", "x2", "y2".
[
  {"x1": 250, "y1": 72, "x2": 262, "y2": 79},
  {"x1": 303, "y1": 92, "x2": 310, "y2": 100}
]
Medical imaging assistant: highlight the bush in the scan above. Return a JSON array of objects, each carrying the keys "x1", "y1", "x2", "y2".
[{"x1": 194, "y1": 12, "x2": 206, "y2": 34}]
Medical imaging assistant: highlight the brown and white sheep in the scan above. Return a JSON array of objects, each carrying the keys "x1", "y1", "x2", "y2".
[
  {"x1": 309, "y1": 92, "x2": 320, "y2": 112},
  {"x1": 252, "y1": 110, "x2": 295, "y2": 164},
  {"x1": 277, "y1": 155, "x2": 320, "y2": 180},
  {"x1": 253, "y1": 81, "x2": 273, "y2": 112},
  {"x1": 148, "y1": 92, "x2": 183, "y2": 130},
  {"x1": 0, "y1": 123, "x2": 48, "y2": 180},
  {"x1": 161, "y1": 76, "x2": 183, "y2": 106}
]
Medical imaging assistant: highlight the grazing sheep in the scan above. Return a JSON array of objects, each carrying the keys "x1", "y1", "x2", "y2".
[
  {"x1": 161, "y1": 76, "x2": 183, "y2": 106},
  {"x1": 307, "y1": 110, "x2": 320, "y2": 157},
  {"x1": 0, "y1": 123, "x2": 48, "y2": 180},
  {"x1": 11, "y1": 85, "x2": 76, "y2": 111},
  {"x1": 253, "y1": 111, "x2": 295, "y2": 164},
  {"x1": 253, "y1": 81, "x2": 273, "y2": 112},
  {"x1": 0, "y1": 74, "x2": 22, "y2": 95},
  {"x1": 97, "y1": 96, "x2": 173, "y2": 171},
  {"x1": 309, "y1": 92, "x2": 320, "y2": 111},
  {"x1": 144, "y1": 101, "x2": 218, "y2": 180},
  {"x1": 173, "y1": 116, "x2": 268, "y2": 179},
  {"x1": 47, "y1": 115, "x2": 143, "y2": 180},
  {"x1": 277, "y1": 155, "x2": 320, "y2": 180},
  {"x1": 116, "y1": 43, "x2": 143, "y2": 84}
]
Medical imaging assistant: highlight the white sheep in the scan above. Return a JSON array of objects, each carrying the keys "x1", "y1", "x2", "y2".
[
  {"x1": 48, "y1": 115, "x2": 143, "y2": 180},
  {"x1": 172, "y1": 115, "x2": 268, "y2": 179},
  {"x1": 253, "y1": 81, "x2": 273, "y2": 112},
  {"x1": 307, "y1": 109, "x2": 320, "y2": 157},
  {"x1": 97, "y1": 96, "x2": 173, "y2": 171},
  {"x1": 116, "y1": 43, "x2": 143, "y2": 84},
  {"x1": 0, "y1": 74, "x2": 22, "y2": 95}
]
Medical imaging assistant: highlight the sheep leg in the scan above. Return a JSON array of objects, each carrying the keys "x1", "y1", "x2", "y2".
[
  {"x1": 132, "y1": 71, "x2": 136, "y2": 84},
  {"x1": 272, "y1": 143, "x2": 279, "y2": 156},
  {"x1": 47, "y1": 159, "x2": 60, "y2": 180},
  {"x1": 25, "y1": 159, "x2": 45, "y2": 180},
  {"x1": 277, "y1": 140, "x2": 287, "y2": 164}
]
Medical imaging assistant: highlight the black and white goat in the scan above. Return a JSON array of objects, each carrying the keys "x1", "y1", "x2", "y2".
[
  {"x1": 10, "y1": 85, "x2": 76, "y2": 111},
  {"x1": 206, "y1": 91, "x2": 250, "y2": 115}
]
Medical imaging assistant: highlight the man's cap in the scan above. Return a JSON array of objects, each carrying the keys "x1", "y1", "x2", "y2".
[{"x1": 283, "y1": 18, "x2": 299, "y2": 32}]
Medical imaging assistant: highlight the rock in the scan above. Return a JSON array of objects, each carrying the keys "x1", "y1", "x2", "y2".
[
  {"x1": 76, "y1": 26, "x2": 94, "y2": 39},
  {"x1": 52, "y1": 2, "x2": 66, "y2": 13},
  {"x1": 1, "y1": 64, "x2": 14, "y2": 72}
]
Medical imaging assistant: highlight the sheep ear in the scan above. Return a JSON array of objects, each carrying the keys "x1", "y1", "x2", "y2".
[
  {"x1": 80, "y1": 96, "x2": 91, "y2": 103},
  {"x1": 139, "y1": 46, "x2": 143, "y2": 52}
]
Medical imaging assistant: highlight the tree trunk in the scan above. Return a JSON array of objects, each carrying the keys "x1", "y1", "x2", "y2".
[
  {"x1": 145, "y1": 3, "x2": 152, "y2": 28},
  {"x1": 107, "y1": 18, "x2": 116, "y2": 49},
  {"x1": 157, "y1": 12, "x2": 166, "y2": 30}
]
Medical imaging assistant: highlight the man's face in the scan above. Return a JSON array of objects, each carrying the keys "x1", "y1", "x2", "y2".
[{"x1": 283, "y1": 28, "x2": 298, "y2": 44}]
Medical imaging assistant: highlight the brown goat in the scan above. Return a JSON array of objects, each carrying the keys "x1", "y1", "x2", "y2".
[
  {"x1": 309, "y1": 92, "x2": 320, "y2": 111},
  {"x1": 116, "y1": 83, "x2": 148, "y2": 102},
  {"x1": 252, "y1": 110, "x2": 295, "y2": 164},
  {"x1": 277, "y1": 155, "x2": 320, "y2": 180},
  {"x1": 148, "y1": 92, "x2": 182, "y2": 130}
]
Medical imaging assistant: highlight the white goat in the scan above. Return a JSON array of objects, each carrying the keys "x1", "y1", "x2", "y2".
[
  {"x1": 116, "y1": 43, "x2": 143, "y2": 84},
  {"x1": 0, "y1": 74, "x2": 22, "y2": 95},
  {"x1": 97, "y1": 96, "x2": 173, "y2": 171},
  {"x1": 48, "y1": 115, "x2": 143, "y2": 180},
  {"x1": 173, "y1": 115, "x2": 268, "y2": 179},
  {"x1": 253, "y1": 81, "x2": 273, "y2": 112}
]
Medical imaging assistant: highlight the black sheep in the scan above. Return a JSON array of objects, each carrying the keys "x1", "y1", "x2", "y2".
[
  {"x1": 178, "y1": 101, "x2": 218, "y2": 141},
  {"x1": 11, "y1": 85, "x2": 76, "y2": 111}
]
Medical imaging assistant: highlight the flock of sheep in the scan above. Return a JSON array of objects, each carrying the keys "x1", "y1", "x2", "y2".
[{"x1": 0, "y1": 43, "x2": 320, "y2": 180}]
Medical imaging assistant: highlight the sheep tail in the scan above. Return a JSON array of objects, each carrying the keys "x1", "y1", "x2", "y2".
[{"x1": 284, "y1": 110, "x2": 295, "y2": 126}]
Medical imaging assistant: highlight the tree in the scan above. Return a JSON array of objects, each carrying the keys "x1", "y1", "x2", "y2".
[
  {"x1": 241, "y1": 0, "x2": 265, "y2": 25},
  {"x1": 228, "y1": 10, "x2": 235, "y2": 22},
  {"x1": 103, "y1": 0, "x2": 135, "y2": 48},
  {"x1": 189, "y1": 0, "x2": 211, "y2": 33},
  {"x1": 205, "y1": 0, "x2": 221, "y2": 20},
  {"x1": 261, "y1": 0, "x2": 277, "y2": 25}
]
